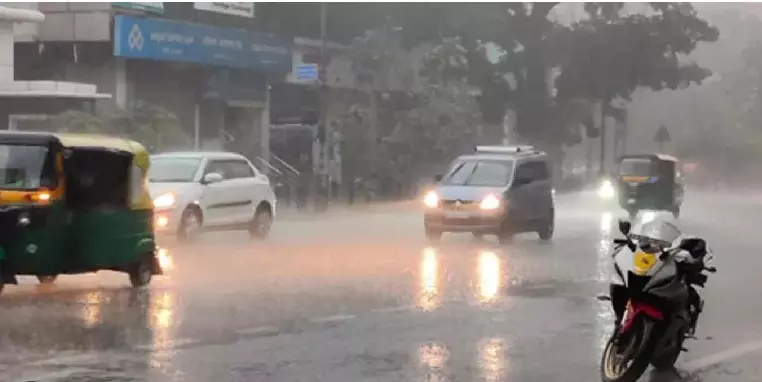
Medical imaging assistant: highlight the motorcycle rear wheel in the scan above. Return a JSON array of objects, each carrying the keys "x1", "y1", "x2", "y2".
[{"x1": 600, "y1": 317, "x2": 656, "y2": 382}]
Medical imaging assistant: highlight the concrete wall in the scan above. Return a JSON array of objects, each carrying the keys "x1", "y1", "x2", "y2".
[
  {"x1": 14, "y1": 2, "x2": 112, "y2": 42},
  {"x1": 0, "y1": 2, "x2": 40, "y2": 41}
]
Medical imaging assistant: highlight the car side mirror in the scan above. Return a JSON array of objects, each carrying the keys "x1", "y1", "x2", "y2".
[
  {"x1": 434, "y1": 174, "x2": 443, "y2": 182},
  {"x1": 202, "y1": 172, "x2": 223, "y2": 185},
  {"x1": 618, "y1": 219, "x2": 631, "y2": 236}
]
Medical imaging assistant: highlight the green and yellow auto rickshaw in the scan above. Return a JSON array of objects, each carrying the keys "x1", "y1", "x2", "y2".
[
  {"x1": 0, "y1": 131, "x2": 167, "y2": 295},
  {"x1": 617, "y1": 154, "x2": 685, "y2": 219}
]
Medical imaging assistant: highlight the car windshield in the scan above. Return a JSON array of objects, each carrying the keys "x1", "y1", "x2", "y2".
[
  {"x1": 619, "y1": 158, "x2": 654, "y2": 177},
  {"x1": 148, "y1": 157, "x2": 201, "y2": 183},
  {"x1": 0, "y1": 144, "x2": 54, "y2": 190},
  {"x1": 441, "y1": 159, "x2": 514, "y2": 187}
]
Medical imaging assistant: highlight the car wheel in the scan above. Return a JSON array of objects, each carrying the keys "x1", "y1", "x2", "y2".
[
  {"x1": 37, "y1": 275, "x2": 58, "y2": 284},
  {"x1": 128, "y1": 254, "x2": 153, "y2": 288},
  {"x1": 425, "y1": 228, "x2": 442, "y2": 243},
  {"x1": 538, "y1": 211, "x2": 554, "y2": 241},
  {"x1": 177, "y1": 207, "x2": 202, "y2": 243},
  {"x1": 498, "y1": 220, "x2": 514, "y2": 244},
  {"x1": 249, "y1": 206, "x2": 273, "y2": 240}
]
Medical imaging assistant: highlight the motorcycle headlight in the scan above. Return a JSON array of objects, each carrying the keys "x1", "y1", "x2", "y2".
[
  {"x1": 479, "y1": 194, "x2": 501, "y2": 210},
  {"x1": 423, "y1": 191, "x2": 439, "y2": 208},
  {"x1": 153, "y1": 193, "x2": 177, "y2": 209}
]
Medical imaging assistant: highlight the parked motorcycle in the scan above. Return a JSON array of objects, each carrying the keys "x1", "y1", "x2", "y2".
[{"x1": 597, "y1": 214, "x2": 716, "y2": 382}]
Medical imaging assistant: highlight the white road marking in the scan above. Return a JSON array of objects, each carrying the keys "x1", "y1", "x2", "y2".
[
  {"x1": 133, "y1": 337, "x2": 201, "y2": 351},
  {"x1": 12, "y1": 368, "x2": 89, "y2": 382},
  {"x1": 27, "y1": 353, "x2": 97, "y2": 366},
  {"x1": 370, "y1": 305, "x2": 415, "y2": 314},
  {"x1": 236, "y1": 325, "x2": 280, "y2": 335},
  {"x1": 309, "y1": 314, "x2": 356, "y2": 324},
  {"x1": 682, "y1": 341, "x2": 762, "y2": 372}
]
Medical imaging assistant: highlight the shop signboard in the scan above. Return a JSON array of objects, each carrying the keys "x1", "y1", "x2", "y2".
[
  {"x1": 194, "y1": 2, "x2": 254, "y2": 18},
  {"x1": 113, "y1": 15, "x2": 292, "y2": 73},
  {"x1": 113, "y1": 2, "x2": 164, "y2": 15}
]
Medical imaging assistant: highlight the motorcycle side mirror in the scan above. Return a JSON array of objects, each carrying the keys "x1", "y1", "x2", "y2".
[
  {"x1": 679, "y1": 237, "x2": 707, "y2": 258},
  {"x1": 618, "y1": 219, "x2": 631, "y2": 236}
]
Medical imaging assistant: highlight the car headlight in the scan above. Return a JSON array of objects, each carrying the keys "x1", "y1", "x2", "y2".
[
  {"x1": 598, "y1": 180, "x2": 616, "y2": 199},
  {"x1": 153, "y1": 193, "x2": 177, "y2": 209},
  {"x1": 479, "y1": 194, "x2": 501, "y2": 210},
  {"x1": 423, "y1": 191, "x2": 439, "y2": 208}
]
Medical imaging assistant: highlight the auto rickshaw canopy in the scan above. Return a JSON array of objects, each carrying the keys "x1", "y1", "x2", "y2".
[{"x1": 0, "y1": 131, "x2": 152, "y2": 209}]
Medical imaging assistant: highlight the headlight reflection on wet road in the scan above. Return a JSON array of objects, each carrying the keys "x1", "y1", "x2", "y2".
[
  {"x1": 80, "y1": 291, "x2": 105, "y2": 328},
  {"x1": 595, "y1": 213, "x2": 616, "y2": 354},
  {"x1": 477, "y1": 251, "x2": 501, "y2": 303},
  {"x1": 148, "y1": 290, "x2": 177, "y2": 371},
  {"x1": 419, "y1": 247, "x2": 440, "y2": 311},
  {"x1": 479, "y1": 337, "x2": 508, "y2": 382},
  {"x1": 600, "y1": 212, "x2": 613, "y2": 235},
  {"x1": 419, "y1": 342, "x2": 449, "y2": 381}
]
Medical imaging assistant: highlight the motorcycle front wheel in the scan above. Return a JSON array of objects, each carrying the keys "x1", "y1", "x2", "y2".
[{"x1": 600, "y1": 316, "x2": 657, "y2": 382}]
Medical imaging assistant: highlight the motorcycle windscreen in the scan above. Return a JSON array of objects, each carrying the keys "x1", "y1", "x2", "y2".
[{"x1": 630, "y1": 218, "x2": 682, "y2": 244}]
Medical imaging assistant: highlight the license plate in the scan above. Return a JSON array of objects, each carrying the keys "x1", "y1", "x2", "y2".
[{"x1": 444, "y1": 211, "x2": 470, "y2": 219}]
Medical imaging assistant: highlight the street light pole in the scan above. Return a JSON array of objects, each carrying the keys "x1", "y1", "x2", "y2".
[
  {"x1": 317, "y1": 2, "x2": 330, "y2": 210},
  {"x1": 598, "y1": 100, "x2": 605, "y2": 175}
]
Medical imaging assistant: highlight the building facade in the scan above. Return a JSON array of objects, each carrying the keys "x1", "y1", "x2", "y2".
[
  {"x1": 11, "y1": 2, "x2": 292, "y2": 164},
  {"x1": 7, "y1": 2, "x2": 428, "y2": 188}
]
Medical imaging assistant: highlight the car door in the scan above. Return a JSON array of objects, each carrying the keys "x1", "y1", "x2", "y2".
[
  {"x1": 200, "y1": 159, "x2": 238, "y2": 226},
  {"x1": 510, "y1": 161, "x2": 536, "y2": 222},
  {"x1": 244, "y1": 159, "x2": 273, "y2": 211},
  {"x1": 225, "y1": 158, "x2": 263, "y2": 224},
  {"x1": 530, "y1": 161, "x2": 553, "y2": 217}
]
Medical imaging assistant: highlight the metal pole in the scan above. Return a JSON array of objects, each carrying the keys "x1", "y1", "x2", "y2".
[
  {"x1": 318, "y1": 2, "x2": 329, "y2": 210},
  {"x1": 193, "y1": 103, "x2": 201, "y2": 150},
  {"x1": 599, "y1": 100, "x2": 606, "y2": 176}
]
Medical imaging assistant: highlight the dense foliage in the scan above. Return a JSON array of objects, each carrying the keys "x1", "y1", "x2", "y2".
[{"x1": 54, "y1": 102, "x2": 189, "y2": 152}]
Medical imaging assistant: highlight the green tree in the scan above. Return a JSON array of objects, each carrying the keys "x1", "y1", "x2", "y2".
[{"x1": 53, "y1": 101, "x2": 189, "y2": 152}]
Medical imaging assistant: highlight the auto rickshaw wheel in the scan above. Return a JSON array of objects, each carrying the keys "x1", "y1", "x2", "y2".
[
  {"x1": 37, "y1": 275, "x2": 57, "y2": 284},
  {"x1": 128, "y1": 255, "x2": 153, "y2": 288}
]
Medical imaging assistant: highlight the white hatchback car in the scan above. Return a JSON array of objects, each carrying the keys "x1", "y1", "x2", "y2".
[{"x1": 147, "y1": 151, "x2": 277, "y2": 242}]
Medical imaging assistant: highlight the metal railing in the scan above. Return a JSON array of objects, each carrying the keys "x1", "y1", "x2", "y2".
[{"x1": 258, "y1": 154, "x2": 302, "y2": 208}]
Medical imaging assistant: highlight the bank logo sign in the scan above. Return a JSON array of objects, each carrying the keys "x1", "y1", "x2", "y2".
[
  {"x1": 194, "y1": 2, "x2": 254, "y2": 18},
  {"x1": 127, "y1": 24, "x2": 144, "y2": 51}
]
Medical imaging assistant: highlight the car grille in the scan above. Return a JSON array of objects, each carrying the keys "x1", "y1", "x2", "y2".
[{"x1": 441, "y1": 199, "x2": 478, "y2": 211}]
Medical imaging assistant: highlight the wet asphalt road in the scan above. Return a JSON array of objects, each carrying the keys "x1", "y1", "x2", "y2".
[{"x1": 1, "y1": 190, "x2": 761, "y2": 382}]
